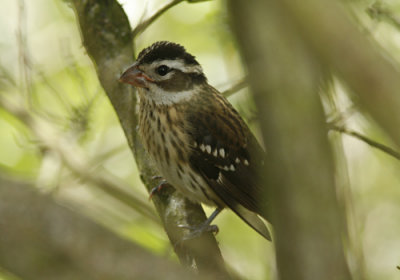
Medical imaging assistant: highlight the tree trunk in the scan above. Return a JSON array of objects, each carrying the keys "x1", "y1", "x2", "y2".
[{"x1": 228, "y1": 1, "x2": 352, "y2": 279}]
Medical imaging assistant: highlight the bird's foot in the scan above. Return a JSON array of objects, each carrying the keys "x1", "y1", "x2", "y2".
[
  {"x1": 178, "y1": 223, "x2": 219, "y2": 240},
  {"x1": 178, "y1": 208, "x2": 222, "y2": 240},
  {"x1": 149, "y1": 179, "x2": 168, "y2": 200}
]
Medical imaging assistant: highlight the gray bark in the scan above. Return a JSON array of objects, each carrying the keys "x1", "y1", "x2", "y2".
[
  {"x1": 228, "y1": 1, "x2": 352, "y2": 279},
  {"x1": 68, "y1": 0, "x2": 230, "y2": 278}
]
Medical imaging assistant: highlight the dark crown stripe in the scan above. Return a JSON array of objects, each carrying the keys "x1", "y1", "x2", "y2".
[{"x1": 137, "y1": 41, "x2": 200, "y2": 65}]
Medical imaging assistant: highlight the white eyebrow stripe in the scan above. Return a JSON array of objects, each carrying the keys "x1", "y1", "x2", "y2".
[{"x1": 154, "y1": 59, "x2": 203, "y2": 74}]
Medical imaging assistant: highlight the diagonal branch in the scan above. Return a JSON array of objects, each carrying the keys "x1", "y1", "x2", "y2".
[
  {"x1": 132, "y1": 0, "x2": 212, "y2": 37},
  {"x1": 279, "y1": 0, "x2": 400, "y2": 147},
  {"x1": 0, "y1": 97, "x2": 158, "y2": 223},
  {"x1": 68, "y1": 0, "x2": 230, "y2": 278},
  {"x1": 330, "y1": 125, "x2": 400, "y2": 160},
  {"x1": 221, "y1": 78, "x2": 247, "y2": 97},
  {"x1": 133, "y1": 0, "x2": 184, "y2": 37}
]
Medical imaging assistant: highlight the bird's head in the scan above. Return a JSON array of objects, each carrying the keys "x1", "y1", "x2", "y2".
[{"x1": 119, "y1": 41, "x2": 207, "y2": 105}]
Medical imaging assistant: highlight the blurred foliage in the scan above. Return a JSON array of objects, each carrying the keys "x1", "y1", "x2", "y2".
[{"x1": 0, "y1": 0, "x2": 400, "y2": 279}]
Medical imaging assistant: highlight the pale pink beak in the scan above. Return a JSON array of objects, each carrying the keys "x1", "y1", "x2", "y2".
[{"x1": 119, "y1": 63, "x2": 154, "y2": 88}]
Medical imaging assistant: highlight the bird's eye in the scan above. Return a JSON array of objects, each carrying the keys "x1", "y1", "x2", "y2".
[{"x1": 156, "y1": 65, "x2": 170, "y2": 76}]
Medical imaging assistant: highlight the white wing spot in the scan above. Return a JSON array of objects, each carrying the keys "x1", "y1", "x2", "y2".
[
  {"x1": 200, "y1": 144, "x2": 205, "y2": 152},
  {"x1": 206, "y1": 145, "x2": 212, "y2": 154},
  {"x1": 244, "y1": 159, "x2": 249, "y2": 166},
  {"x1": 223, "y1": 166, "x2": 230, "y2": 171},
  {"x1": 235, "y1": 158, "x2": 240, "y2": 164},
  {"x1": 213, "y1": 149, "x2": 218, "y2": 157},
  {"x1": 229, "y1": 164, "x2": 235, "y2": 171},
  {"x1": 219, "y1": 148, "x2": 225, "y2": 158}
]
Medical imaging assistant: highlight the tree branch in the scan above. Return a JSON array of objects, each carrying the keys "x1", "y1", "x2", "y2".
[
  {"x1": 279, "y1": 0, "x2": 400, "y2": 147},
  {"x1": 221, "y1": 78, "x2": 247, "y2": 97},
  {"x1": 68, "y1": 0, "x2": 230, "y2": 278},
  {"x1": 0, "y1": 97, "x2": 158, "y2": 223},
  {"x1": 132, "y1": 0, "x2": 212, "y2": 37},
  {"x1": 228, "y1": 1, "x2": 351, "y2": 279},
  {"x1": 132, "y1": 0, "x2": 184, "y2": 37},
  {"x1": 330, "y1": 125, "x2": 400, "y2": 160},
  {"x1": 0, "y1": 176, "x2": 204, "y2": 280}
]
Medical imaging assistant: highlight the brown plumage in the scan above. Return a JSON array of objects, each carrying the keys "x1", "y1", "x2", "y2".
[{"x1": 120, "y1": 41, "x2": 271, "y2": 240}]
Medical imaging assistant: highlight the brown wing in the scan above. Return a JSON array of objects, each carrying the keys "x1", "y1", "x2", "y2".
[{"x1": 185, "y1": 87, "x2": 271, "y2": 240}]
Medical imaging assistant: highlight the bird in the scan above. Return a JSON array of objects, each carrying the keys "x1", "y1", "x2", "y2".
[{"x1": 119, "y1": 41, "x2": 271, "y2": 240}]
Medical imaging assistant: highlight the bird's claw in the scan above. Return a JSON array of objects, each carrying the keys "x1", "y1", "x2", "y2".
[{"x1": 149, "y1": 180, "x2": 168, "y2": 200}]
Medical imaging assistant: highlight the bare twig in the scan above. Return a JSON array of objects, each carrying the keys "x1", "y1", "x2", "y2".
[
  {"x1": 133, "y1": 0, "x2": 184, "y2": 37},
  {"x1": 132, "y1": 0, "x2": 212, "y2": 37},
  {"x1": 280, "y1": 0, "x2": 400, "y2": 146},
  {"x1": 325, "y1": 106, "x2": 356, "y2": 127},
  {"x1": 221, "y1": 78, "x2": 247, "y2": 97},
  {"x1": 330, "y1": 125, "x2": 400, "y2": 160},
  {"x1": 0, "y1": 97, "x2": 159, "y2": 223}
]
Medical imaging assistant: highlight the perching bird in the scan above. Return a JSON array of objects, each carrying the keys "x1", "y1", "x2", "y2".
[{"x1": 119, "y1": 41, "x2": 271, "y2": 240}]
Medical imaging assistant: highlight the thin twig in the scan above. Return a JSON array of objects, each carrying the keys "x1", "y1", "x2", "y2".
[
  {"x1": 132, "y1": 0, "x2": 212, "y2": 37},
  {"x1": 221, "y1": 78, "x2": 247, "y2": 97},
  {"x1": 331, "y1": 125, "x2": 400, "y2": 160},
  {"x1": 0, "y1": 97, "x2": 159, "y2": 223},
  {"x1": 132, "y1": 0, "x2": 184, "y2": 37}
]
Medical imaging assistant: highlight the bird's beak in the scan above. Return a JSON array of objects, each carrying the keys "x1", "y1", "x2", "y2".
[{"x1": 119, "y1": 63, "x2": 154, "y2": 88}]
